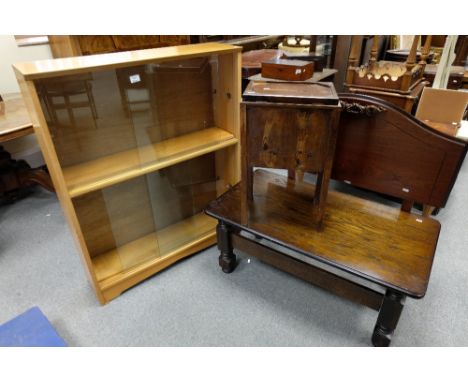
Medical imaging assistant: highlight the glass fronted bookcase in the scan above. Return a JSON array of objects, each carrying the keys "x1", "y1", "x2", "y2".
[{"x1": 14, "y1": 43, "x2": 241, "y2": 303}]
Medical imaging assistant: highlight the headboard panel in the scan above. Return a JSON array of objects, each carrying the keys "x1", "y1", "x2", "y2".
[{"x1": 333, "y1": 93, "x2": 467, "y2": 208}]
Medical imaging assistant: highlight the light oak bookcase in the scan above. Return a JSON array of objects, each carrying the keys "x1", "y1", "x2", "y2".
[{"x1": 14, "y1": 43, "x2": 241, "y2": 303}]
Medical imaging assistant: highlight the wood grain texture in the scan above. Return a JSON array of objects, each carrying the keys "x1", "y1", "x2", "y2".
[
  {"x1": 112, "y1": 36, "x2": 161, "y2": 51},
  {"x1": 77, "y1": 36, "x2": 116, "y2": 55},
  {"x1": 13, "y1": 43, "x2": 242, "y2": 80},
  {"x1": 231, "y1": 233, "x2": 383, "y2": 310},
  {"x1": 63, "y1": 127, "x2": 237, "y2": 198},
  {"x1": 243, "y1": 82, "x2": 339, "y2": 105},
  {"x1": 346, "y1": 80, "x2": 427, "y2": 113},
  {"x1": 49, "y1": 35, "x2": 192, "y2": 59},
  {"x1": 93, "y1": 213, "x2": 216, "y2": 290},
  {"x1": 72, "y1": 176, "x2": 156, "y2": 258},
  {"x1": 48, "y1": 36, "x2": 82, "y2": 58},
  {"x1": 15, "y1": 75, "x2": 106, "y2": 303},
  {"x1": 241, "y1": 87, "x2": 341, "y2": 227},
  {"x1": 93, "y1": 212, "x2": 216, "y2": 282},
  {"x1": 34, "y1": 57, "x2": 215, "y2": 169},
  {"x1": 0, "y1": 93, "x2": 33, "y2": 141},
  {"x1": 334, "y1": 93, "x2": 468, "y2": 208},
  {"x1": 206, "y1": 170, "x2": 440, "y2": 298},
  {"x1": 245, "y1": 106, "x2": 333, "y2": 171},
  {"x1": 213, "y1": 52, "x2": 242, "y2": 192},
  {"x1": 241, "y1": 49, "x2": 283, "y2": 78},
  {"x1": 16, "y1": 44, "x2": 241, "y2": 304},
  {"x1": 372, "y1": 290, "x2": 406, "y2": 346},
  {"x1": 261, "y1": 59, "x2": 314, "y2": 81},
  {"x1": 100, "y1": 228, "x2": 216, "y2": 302},
  {"x1": 150, "y1": 57, "x2": 214, "y2": 139},
  {"x1": 422, "y1": 121, "x2": 460, "y2": 137},
  {"x1": 148, "y1": 154, "x2": 218, "y2": 230}
]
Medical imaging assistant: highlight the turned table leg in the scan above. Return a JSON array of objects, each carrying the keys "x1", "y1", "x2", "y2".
[
  {"x1": 372, "y1": 290, "x2": 406, "y2": 347},
  {"x1": 216, "y1": 221, "x2": 236, "y2": 273}
]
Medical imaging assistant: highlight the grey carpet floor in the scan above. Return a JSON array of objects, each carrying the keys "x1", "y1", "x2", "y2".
[{"x1": 1, "y1": 161, "x2": 467, "y2": 347}]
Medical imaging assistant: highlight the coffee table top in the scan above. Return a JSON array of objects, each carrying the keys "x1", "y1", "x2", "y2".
[{"x1": 206, "y1": 170, "x2": 440, "y2": 298}]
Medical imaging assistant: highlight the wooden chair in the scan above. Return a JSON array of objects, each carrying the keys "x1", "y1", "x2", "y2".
[
  {"x1": 37, "y1": 73, "x2": 98, "y2": 128},
  {"x1": 116, "y1": 65, "x2": 152, "y2": 117},
  {"x1": 345, "y1": 35, "x2": 432, "y2": 113}
]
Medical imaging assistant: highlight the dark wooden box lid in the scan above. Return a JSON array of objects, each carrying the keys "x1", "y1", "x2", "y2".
[
  {"x1": 262, "y1": 58, "x2": 312, "y2": 68},
  {"x1": 281, "y1": 53, "x2": 326, "y2": 71},
  {"x1": 243, "y1": 81, "x2": 339, "y2": 105}
]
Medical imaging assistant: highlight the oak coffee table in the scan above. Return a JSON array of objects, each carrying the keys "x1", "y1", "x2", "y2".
[{"x1": 205, "y1": 170, "x2": 440, "y2": 346}]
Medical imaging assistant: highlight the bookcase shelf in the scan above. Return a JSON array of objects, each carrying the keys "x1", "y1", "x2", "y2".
[
  {"x1": 15, "y1": 42, "x2": 241, "y2": 303},
  {"x1": 63, "y1": 127, "x2": 238, "y2": 198},
  {"x1": 94, "y1": 212, "x2": 217, "y2": 301}
]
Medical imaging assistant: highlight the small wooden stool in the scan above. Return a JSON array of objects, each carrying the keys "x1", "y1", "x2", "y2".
[{"x1": 241, "y1": 81, "x2": 341, "y2": 228}]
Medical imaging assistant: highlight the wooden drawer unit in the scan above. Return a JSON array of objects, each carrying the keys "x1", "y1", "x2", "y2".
[{"x1": 14, "y1": 43, "x2": 241, "y2": 303}]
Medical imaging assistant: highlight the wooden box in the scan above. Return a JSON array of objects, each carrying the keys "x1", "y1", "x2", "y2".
[
  {"x1": 14, "y1": 43, "x2": 241, "y2": 304},
  {"x1": 415, "y1": 87, "x2": 468, "y2": 137},
  {"x1": 261, "y1": 59, "x2": 314, "y2": 81},
  {"x1": 281, "y1": 53, "x2": 327, "y2": 72}
]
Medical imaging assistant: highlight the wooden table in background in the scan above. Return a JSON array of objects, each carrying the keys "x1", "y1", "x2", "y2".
[
  {"x1": 0, "y1": 93, "x2": 34, "y2": 142},
  {"x1": 0, "y1": 93, "x2": 54, "y2": 202}
]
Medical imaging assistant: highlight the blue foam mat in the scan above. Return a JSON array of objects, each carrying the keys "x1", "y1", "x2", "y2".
[{"x1": 0, "y1": 306, "x2": 66, "y2": 347}]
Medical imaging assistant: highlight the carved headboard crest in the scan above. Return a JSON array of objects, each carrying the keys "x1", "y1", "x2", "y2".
[{"x1": 340, "y1": 101, "x2": 386, "y2": 117}]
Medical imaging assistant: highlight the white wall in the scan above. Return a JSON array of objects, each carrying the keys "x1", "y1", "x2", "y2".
[
  {"x1": 0, "y1": 35, "x2": 53, "y2": 165},
  {"x1": 0, "y1": 35, "x2": 53, "y2": 93}
]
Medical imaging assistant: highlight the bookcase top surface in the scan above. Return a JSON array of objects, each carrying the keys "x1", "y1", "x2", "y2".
[{"x1": 13, "y1": 42, "x2": 241, "y2": 80}]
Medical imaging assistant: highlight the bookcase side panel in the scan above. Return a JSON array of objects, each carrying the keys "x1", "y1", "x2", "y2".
[
  {"x1": 15, "y1": 75, "x2": 105, "y2": 303},
  {"x1": 214, "y1": 52, "x2": 241, "y2": 195}
]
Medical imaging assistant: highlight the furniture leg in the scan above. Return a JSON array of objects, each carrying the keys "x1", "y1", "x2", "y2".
[
  {"x1": 85, "y1": 82, "x2": 99, "y2": 119},
  {"x1": 216, "y1": 220, "x2": 236, "y2": 273},
  {"x1": 312, "y1": 108, "x2": 340, "y2": 228},
  {"x1": 372, "y1": 290, "x2": 406, "y2": 347},
  {"x1": 64, "y1": 93, "x2": 76, "y2": 127},
  {"x1": 246, "y1": 166, "x2": 253, "y2": 200},
  {"x1": 18, "y1": 166, "x2": 55, "y2": 192},
  {"x1": 1, "y1": 147, "x2": 55, "y2": 202},
  {"x1": 45, "y1": 91, "x2": 59, "y2": 126},
  {"x1": 313, "y1": 170, "x2": 330, "y2": 227},
  {"x1": 288, "y1": 169, "x2": 304, "y2": 182},
  {"x1": 423, "y1": 205, "x2": 436, "y2": 216},
  {"x1": 401, "y1": 199, "x2": 414, "y2": 212},
  {"x1": 240, "y1": 103, "x2": 250, "y2": 224}
]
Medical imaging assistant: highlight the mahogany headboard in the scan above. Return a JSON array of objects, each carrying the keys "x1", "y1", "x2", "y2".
[{"x1": 333, "y1": 93, "x2": 467, "y2": 208}]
